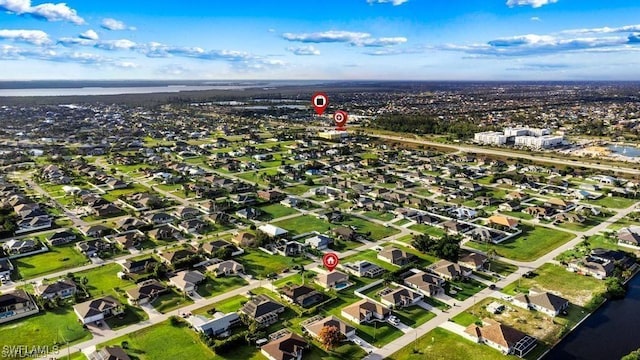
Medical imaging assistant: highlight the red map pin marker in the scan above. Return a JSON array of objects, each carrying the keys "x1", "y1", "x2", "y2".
[
  {"x1": 312, "y1": 92, "x2": 329, "y2": 115},
  {"x1": 323, "y1": 253, "x2": 339, "y2": 272},
  {"x1": 334, "y1": 110, "x2": 348, "y2": 131}
]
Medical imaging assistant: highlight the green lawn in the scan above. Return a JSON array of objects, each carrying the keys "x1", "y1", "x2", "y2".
[
  {"x1": 195, "y1": 275, "x2": 248, "y2": 298},
  {"x1": 607, "y1": 215, "x2": 640, "y2": 231},
  {"x1": 272, "y1": 272, "x2": 318, "y2": 287},
  {"x1": 240, "y1": 249, "x2": 312, "y2": 278},
  {"x1": 498, "y1": 211, "x2": 533, "y2": 220},
  {"x1": 394, "y1": 218, "x2": 411, "y2": 226},
  {"x1": 467, "y1": 225, "x2": 575, "y2": 262},
  {"x1": 152, "y1": 289, "x2": 194, "y2": 313},
  {"x1": 101, "y1": 320, "x2": 216, "y2": 360},
  {"x1": 0, "y1": 308, "x2": 92, "y2": 359},
  {"x1": 284, "y1": 184, "x2": 316, "y2": 196},
  {"x1": 408, "y1": 224, "x2": 446, "y2": 238},
  {"x1": 14, "y1": 245, "x2": 89, "y2": 280},
  {"x1": 102, "y1": 183, "x2": 150, "y2": 202},
  {"x1": 364, "y1": 211, "x2": 396, "y2": 222},
  {"x1": 338, "y1": 216, "x2": 400, "y2": 240},
  {"x1": 193, "y1": 294, "x2": 248, "y2": 316},
  {"x1": 487, "y1": 259, "x2": 518, "y2": 276},
  {"x1": 388, "y1": 243, "x2": 438, "y2": 267},
  {"x1": 273, "y1": 215, "x2": 334, "y2": 235},
  {"x1": 411, "y1": 187, "x2": 433, "y2": 196},
  {"x1": 502, "y1": 263, "x2": 606, "y2": 307},
  {"x1": 342, "y1": 250, "x2": 398, "y2": 271},
  {"x1": 74, "y1": 263, "x2": 137, "y2": 301},
  {"x1": 258, "y1": 203, "x2": 299, "y2": 219},
  {"x1": 387, "y1": 327, "x2": 519, "y2": 360},
  {"x1": 585, "y1": 196, "x2": 638, "y2": 209},
  {"x1": 445, "y1": 278, "x2": 486, "y2": 301},
  {"x1": 393, "y1": 306, "x2": 437, "y2": 328},
  {"x1": 451, "y1": 311, "x2": 481, "y2": 326}
]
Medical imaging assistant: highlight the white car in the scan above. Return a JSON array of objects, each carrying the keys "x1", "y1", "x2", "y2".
[{"x1": 353, "y1": 338, "x2": 362, "y2": 345}]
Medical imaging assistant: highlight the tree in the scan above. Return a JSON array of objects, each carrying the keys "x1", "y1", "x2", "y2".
[
  {"x1": 605, "y1": 277, "x2": 626, "y2": 299},
  {"x1": 622, "y1": 349, "x2": 640, "y2": 360},
  {"x1": 318, "y1": 325, "x2": 343, "y2": 350}
]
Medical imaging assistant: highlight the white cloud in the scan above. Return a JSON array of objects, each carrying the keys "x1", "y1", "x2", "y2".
[
  {"x1": 57, "y1": 37, "x2": 94, "y2": 46},
  {"x1": 94, "y1": 39, "x2": 137, "y2": 50},
  {"x1": 561, "y1": 24, "x2": 640, "y2": 35},
  {"x1": 0, "y1": 29, "x2": 50, "y2": 45},
  {"x1": 530, "y1": 17, "x2": 541, "y2": 21},
  {"x1": 366, "y1": 0, "x2": 409, "y2": 5},
  {"x1": 0, "y1": 44, "x2": 137, "y2": 68},
  {"x1": 506, "y1": 0, "x2": 558, "y2": 8},
  {"x1": 0, "y1": 0, "x2": 84, "y2": 24},
  {"x1": 100, "y1": 17, "x2": 135, "y2": 31},
  {"x1": 286, "y1": 45, "x2": 320, "y2": 55},
  {"x1": 79, "y1": 29, "x2": 98, "y2": 40},
  {"x1": 282, "y1": 30, "x2": 407, "y2": 47}
]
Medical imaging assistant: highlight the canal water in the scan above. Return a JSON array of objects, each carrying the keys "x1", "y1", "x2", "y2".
[
  {"x1": 544, "y1": 275, "x2": 640, "y2": 360},
  {"x1": 608, "y1": 144, "x2": 640, "y2": 158}
]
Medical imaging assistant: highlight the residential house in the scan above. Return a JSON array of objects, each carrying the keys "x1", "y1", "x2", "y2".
[
  {"x1": 0, "y1": 289, "x2": 39, "y2": 324},
  {"x1": 240, "y1": 294, "x2": 285, "y2": 328},
  {"x1": 377, "y1": 247, "x2": 414, "y2": 266},
  {"x1": 305, "y1": 234, "x2": 333, "y2": 250},
  {"x1": 281, "y1": 285, "x2": 325, "y2": 308},
  {"x1": 280, "y1": 196, "x2": 302, "y2": 208},
  {"x1": 148, "y1": 224, "x2": 181, "y2": 241},
  {"x1": 201, "y1": 240, "x2": 241, "y2": 257},
  {"x1": 554, "y1": 213, "x2": 585, "y2": 224},
  {"x1": 80, "y1": 225, "x2": 112, "y2": 238},
  {"x1": 431, "y1": 260, "x2": 472, "y2": 281},
  {"x1": 315, "y1": 271, "x2": 349, "y2": 290},
  {"x1": 187, "y1": 312, "x2": 241, "y2": 337},
  {"x1": 46, "y1": 231, "x2": 77, "y2": 246},
  {"x1": 173, "y1": 206, "x2": 201, "y2": 220},
  {"x1": 380, "y1": 288, "x2": 423, "y2": 309},
  {"x1": 459, "y1": 252, "x2": 488, "y2": 271},
  {"x1": 233, "y1": 232, "x2": 257, "y2": 247},
  {"x1": 160, "y1": 248, "x2": 197, "y2": 266},
  {"x1": 260, "y1": 333, "x2": 308, "y2": 360},
  {"x1": 544, "y1": 198, "x2": 572, "y2": 211},
  {"x1": 464, "y1": 318, "x2": 537, "y2": 358},
  {"x1": 0, "y1": 258, "x2": 14, "y2": 279},
  {"x1": 76, "y1": 239, "x2": 113, "y2": 257},
  {"x1": 92, "y1": 204, "x2": 123, "y2": 218},
  {"x1": 178, "y1": 218, "x2": 209, "y2": 234},
  {"x1": 3, "y1": 239, "x2": 42, "y2": 256},
  {"x1": 35, "y1": 279, "x2": 77, "y2": 300},
  {"x1": 567, "y1": 257, "x2": 615, "y2": 280},
  {"x1": 88, "y1": 346, "x2": 131, "y2": 360},
  {"x1": 235, "y1": 207, "x2": 261, "y2": 220},
  {"x1": 488, "y1": 215, "x2": 519, "y2": 230},
  {"x1": 121, "y1": 257, "x2": 157, "y2": 274},
  {"x1": 341, "y1": 299, "x2": 390, "y2": 325},
  {"x1": 258, "y1": 190, "x2": 286, "y2": 202},
  {"x1": 304, "y1": 315, "x2": 356, "y2": 340},
  {"x1": 111, "y1": 231, "x2": 145, "y2": 250},
  {"x1": 403, "y1": 270, "x2": 445, "y2": 297},
  {"x1": 73, "y1": 296, "x2": 123, "y2": 324},
  {"x1": 512, "y1": 290, "x2": 569, "y2": 317},
  {"x1": 342, "y1": 260, "x2": 385, "y2": 278},
  {"x1": 333, "y1": 227, "x2": 356, "y2": 241},
  {"x1": 145, "y1": 212, "x2": 175, "y2": 225},
  {"x1": 169, "y1": 270, "x2": 206, "y2": 294},
  {"x1": 499, "y1": 201, "x2": 521, "y2": 212},
  {"x1": 258, "y1": 224, "x2": 289, "y2": 238},
  {"x1": 15, "y1": 216, "x2": 52, "y2": 234},
  {"x1": 125, "y1": 279, "x2": 168, "y2": 305},
  {"x1": 523, "y1": 206, "x2": 551, "y2": 219},
  {"x1": 618, "y1": 227, "x2": 640, "y2": 248},
  {"x1": 206, "y1": 259, "x2": 245, "y2": 277},
  {"x1": 442, "y1": 220, "x2": 470, "y2": 234}
]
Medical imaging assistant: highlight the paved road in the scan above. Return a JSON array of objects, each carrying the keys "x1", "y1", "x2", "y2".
[{"x1": 370, "y1": 134, "x2": 640, "y2": 176}]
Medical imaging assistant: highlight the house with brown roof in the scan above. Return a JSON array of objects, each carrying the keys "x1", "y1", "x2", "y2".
[
  {"x1": 341, "y1": 299, "x2": 390, "y2": 325},
  {"x1": 35, "y1": 279, "x2": 77, "y2": 300},
  {"x1": 169, "y1": 270, "x2": 206, "y2": 294},
  {"x1": 258, "y1": 190, "x2": 286, "y2": 202},
  {"x1": 380, "y1": 288, "x2": 423, "y2": 309},
  {"x1": 403, "y1": 270, "x2": 445, "y2": 297},
  {"x1": 159, "y1": 247, "x2": 196, "y2": 265},
  {"x1": 73, "y1": 296, "x2": 123, "y2": 324},
  {"x1": 487, "y1": 215, "x2": 519, "y2": 230},
  {"x1": 260, "y1": 333, "x2": 308, "y2": 360},
  {"x1": 125, "y1": 279, "x2": 168, "y2": 305},
  {"x1": 206, "y1": 259, "x2": 245, "y2": 277},
  {"x1": 315, "y1": 271, "x2": 349, "y2": 290},
  {"x1": 377, "y1": 247, "x2": 414, "y2": 266},
  {"x1": 464, "y1": 318, "x2": 537, "y2": 357},
  {"x1": 303, "y1": 315, "x2": 356, "y2": 340},
  {"x1": 430, "y1": 260, "x2": 472, "y2": 281},
  {"x1": 458, "y1": 252, "x2": 489, "y2": 271},
  {"x1": 0, "y1": 289, "x2": 39, "y2": 324},
  {"x1": 240, "y1": 294, "x2": 285, "y2": 328},
  {"x1": 89, "y1": 346, "x2": 131, "y2": 360},
  {"x1": 617, "y1": 227, "x2": 640, "y2": 248},
  {"x1": 512, "y1": 290, "x2": 569, "y2": 317},
  {"x1": 233, "y1": 232, "x2": 257, "y2": 247},
  {"x1": 281, "y1": 285, "x2": 325, "y2": 308}
]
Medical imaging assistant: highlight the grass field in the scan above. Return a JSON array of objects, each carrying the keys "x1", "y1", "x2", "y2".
[
  {"x1": 258, "y1": 203, "x2": 298, "y2": 220},
  {"x1": 408, "y1": 224, "x2": 446, "y2": 238},
  {"x1": 195, "y1": 275, "x2": 248, "y2": 298},
  {"x1": 74, "y1": 263, "x2": 136, "y2": 301},
  {"x1": 284, "y1": 184, "x2": 316, "y2": 195},
  {"x1": 393, "y1": 306, "x2": 437, "y2": 328},
  {"x1": 585, "y1": 196, "x2": 638, "y2": 209},
  {"x1": 387, "y1": 327, "x2": 520, "y2": 360},
  {"x1": 606, "y1": 215, "x2": 640, "y2": 231},
  {"x1": 193, "y1": 294, "x2": 248, "y2": 316},
  {"x1": 467, "y1": 225, "x2": 575, "y2": 262},
  {"x1": 101, "y1": 320, "x2": 216, "y2": 360},
  {"x1": 102, "y1": 183, "x2": 149, "y2": 202},
  {"x1": 240, "y1": 249, "x2": 312, "y2": 278},
  {"x1": 0, "y1": 308, "x2": 92, "y2": 360},
  {"x1": 273, "y1": 215, "x2": 334, "y2": 235},
  {"x1": 15, "y1": 245, "x2": 89, "y2": 280},
  {"x1": 364, "y1": 211, "x2": 396, "y2": 222},
  {"x1": 498, "y1": 211, "x2": 534, "y2": 220},
  {"x1": 338, "y1": 216, "x2": 400, "y2": 240},
  {"x1": 152, "y1": 289, "x2": 194, "y2": 313},
  {"x1": 502, "y1": 263, "x2": 606, "y2": 307}
]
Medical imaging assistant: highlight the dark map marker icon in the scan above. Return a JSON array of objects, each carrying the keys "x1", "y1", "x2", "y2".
[{"x1": 312, "y1": 92, "x2": 329, "y2": 115}]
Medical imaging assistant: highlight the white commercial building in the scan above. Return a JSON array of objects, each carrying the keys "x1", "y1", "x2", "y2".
[
  {"x1": 514, "y1": 135, "x2": 564, "y2": 149},
  {"x1": 474, "y1": 131, "x2": 507, "y2": 145}
]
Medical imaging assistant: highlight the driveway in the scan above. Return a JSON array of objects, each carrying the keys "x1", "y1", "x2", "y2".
[
  {"x1": 350, "y1": 335, "x2": 377, "y2": 354},
  {"x1": 140, "y1": 303, "x2": 163, "y2": 318}
]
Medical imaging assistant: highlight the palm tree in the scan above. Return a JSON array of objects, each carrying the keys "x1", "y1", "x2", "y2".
[{"x1": 486, "y1": 248, "x2": 498, "y2": 272}]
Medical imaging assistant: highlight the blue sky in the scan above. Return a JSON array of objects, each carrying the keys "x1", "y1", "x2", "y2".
[{"x1": 1, "y1": 0, "x2": 640, "y2": 80}]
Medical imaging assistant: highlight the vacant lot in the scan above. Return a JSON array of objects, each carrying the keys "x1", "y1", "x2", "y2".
[
  {"x1": 273, "y1": 215, "x2": 334, "y2": 235},
  {"x1": 468, "y1": 225, "x2": 575, "y2": 262},
  {"x1": 585, "y1": 196, "x2": 638, "y2": 209},
  {"x1": 258, "y1": 203, "x2": 298, "y2": 219},
  {"x1": 409, "y1": 224, "x2": 446, "y2": 238},
  {"x1": 240, "y1": 249, "x2": 312, "y2": 278},
  {"x1": 338, "y1": 216, "x2": 400, "y2": 240},
  {"x1": 15, "y1": 245, "x2": 88, "y2": 280},
  {"x1": 502, "y1": 263, "x2": 606, "y2": 306},
  {"x1": 196, "y1": 275, "x2": 248, "y2": 298}
]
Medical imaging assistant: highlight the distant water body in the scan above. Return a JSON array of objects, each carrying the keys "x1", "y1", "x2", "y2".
[
  {"x1": 608, "y1": 144, "x2": 640, "y2": 158},
  {"x1": 0, "y1": 80, "x2": 329, "y2": 97},
  {"x1": 544, "y1": 274, "x2": 640, "y2": 360}
]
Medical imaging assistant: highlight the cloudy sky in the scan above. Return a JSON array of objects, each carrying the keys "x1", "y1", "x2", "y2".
[{"x1": 1, "y1": 0, "x2": 640, "y2": 80}]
